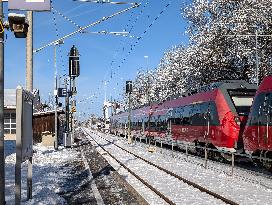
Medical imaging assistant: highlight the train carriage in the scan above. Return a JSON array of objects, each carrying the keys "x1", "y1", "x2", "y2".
[
  {"x1": 243, "y1": 76, "x2": 272, "y2": 168},
  {"x1": 111, "y1": 80, "x2": 257, "y2": 156}
]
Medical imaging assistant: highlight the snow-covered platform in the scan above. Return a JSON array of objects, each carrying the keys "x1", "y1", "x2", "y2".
[{"x1": 4, "y1": 130, "x2": 146, "y2": 204}]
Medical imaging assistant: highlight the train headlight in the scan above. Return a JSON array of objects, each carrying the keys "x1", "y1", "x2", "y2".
[{"x1": 234, "y1": 116, "x2": 241, "y2": 126}]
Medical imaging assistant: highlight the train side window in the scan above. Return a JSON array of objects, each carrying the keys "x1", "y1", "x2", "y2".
[
  {"x1": 249, "y1": 93, "x2": 265, "y2": 126},
  {"x1": 200, "y1": 102, "x2": 219, "y2": 126},
  {"x1": 191, "y1": 104, "x2": 204, "y2": 126},
  {"x1": 182, "y1": 105, "x2": 191, "y2": 125}
]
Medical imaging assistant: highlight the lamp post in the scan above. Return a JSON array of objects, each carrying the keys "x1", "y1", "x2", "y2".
[
  {"x1": 53, "y1": 40, "x2": 64, "y2": 150},
  {"x1": 126, "y1": 81, "x2": 132, "y2": 144}
]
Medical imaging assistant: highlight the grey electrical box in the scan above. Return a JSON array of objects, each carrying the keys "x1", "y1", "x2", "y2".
[
  {"x1": 16, "y1": 86, "x2": 33, "y2": 162},
  {"x1": 64, "y1": 132, "x2": 71, "y2": 148}
]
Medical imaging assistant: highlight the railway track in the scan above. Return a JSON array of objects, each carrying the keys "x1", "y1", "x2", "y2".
[
  {"x1": 82, "y1": 128, "x2": 239, "y2": 205},
  {"x1": 110, "y1": 133, "x2": 272, "y2": 190},
  {"x1": 134, "y1": 137, "x2": 272, "y2": 190}
]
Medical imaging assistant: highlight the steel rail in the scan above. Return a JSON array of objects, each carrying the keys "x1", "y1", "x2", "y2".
[
  {"x1": 82, "y1": 129, "x2": 176, "y2": 205},
  {"x1": 131, "y1": 135, "x2": 272, "y2": 188},
  {"x1": 86, "y1": 129, "x2": 239, "y2": 205}
]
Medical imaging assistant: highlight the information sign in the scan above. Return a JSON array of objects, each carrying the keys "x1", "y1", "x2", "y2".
[{"x1": 8, "y1": 0, "x2": 51, "y2": 11}]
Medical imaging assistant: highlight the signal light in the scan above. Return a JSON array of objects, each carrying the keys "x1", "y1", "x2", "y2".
[{"x1": 69, "y1": 45, "x2": 80, "y2": 78}]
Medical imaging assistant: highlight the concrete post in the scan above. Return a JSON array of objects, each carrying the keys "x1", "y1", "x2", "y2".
[
  {"x1": 26, "y1": 11, "x2": 33, "y2": 201},
  {"x1": 26, "y1": 11, "x2": 33, "y2": 91},
  {"x1": 54, "y1": 45, "x2": 58, "y2": 150}
]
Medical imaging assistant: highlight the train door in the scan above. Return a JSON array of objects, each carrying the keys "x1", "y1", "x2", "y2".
[
  {"x1": 258, "y1": 93, "x2": 272, "y2": 151},
  {"x1": 182, "y1": 105, "x2": 191, "y2": 142},
  {"x1": 202, "y1": 102, "x2": 211, "y2": 143},
  {"x1": 191, "y1": 103, "x2": 205, "y2": 142},
  {"x1": 171, "y1": 107, "x2": 182, "y2": 141},
  {"x1": 267, "y1": 94, "x2": 272, "y2": 151}
]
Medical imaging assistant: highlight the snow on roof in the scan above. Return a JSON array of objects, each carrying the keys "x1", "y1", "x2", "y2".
[{"x1": 4, "y1": 89, "x2": 16, "y2": 108}]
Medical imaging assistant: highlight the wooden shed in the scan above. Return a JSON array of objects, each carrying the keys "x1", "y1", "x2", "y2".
[{"x1": 33, "y1": 109, "x2": 65, "y2": 143}]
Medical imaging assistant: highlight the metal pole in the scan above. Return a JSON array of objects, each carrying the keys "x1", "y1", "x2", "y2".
[
  {"x1": 54, "y1": 45, "x2": 58, "y2": 150},
  {"x1": 204, "y1": 146, "x2": 208, "y2": 169},
  {"x1": 128, "y1": 92, "x2": 132, "y2": 144},
  {"x1": 0, "y1": 1, "x2": 5, "y2": 203},
  {"x1": 186, "y1": 144, "x2": 188, "y2": 158},
  {"x1": 26, "y1": 10, "x2": 33, "y2": 201},
  {"x1": 160, "y1": 139, "x2": 162, "y2": 153},
  {"x1": 231, "y1": 153, "x2": 235, "y2": 176},
  {"x1": 255, "y1": 30, "x2": 259, "y2": 85},
  {"x1": 65, "y1": 78, "x2": 69, "y2": 134},
  {"x1": 172, "y1": 141, "x2": 174, "y2": 157}
]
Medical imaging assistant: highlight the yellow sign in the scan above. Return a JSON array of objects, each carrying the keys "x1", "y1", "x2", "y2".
[
  {"x1": 71, "y1": 106, "x2": 76, "y2": 113},
  {"x1": 0, "y1": 20, "x2": 4, "y2": 34}
]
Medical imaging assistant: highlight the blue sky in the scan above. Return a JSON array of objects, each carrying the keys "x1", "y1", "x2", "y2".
[{"x1": 4, "y1": 0, "x2": 190, "y2": 119}]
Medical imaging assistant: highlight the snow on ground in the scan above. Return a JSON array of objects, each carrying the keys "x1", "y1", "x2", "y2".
[
  {"x1": 84, "y1": 129, "x2": 225, "y2": 205},
  {"x1": 4, "y1": 140, "x2": 84, "y2": 205},
  {"x1": 86, "y1": 128, "x2": 272, "y2": 205}
]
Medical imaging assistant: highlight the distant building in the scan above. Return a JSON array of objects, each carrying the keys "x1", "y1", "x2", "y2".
[
  {"x1": 4, "y1": 89, "x2": 16, "y2": 139},
  {"x1": 4, "y1": 89, "x2": 41, "y2": 140}
]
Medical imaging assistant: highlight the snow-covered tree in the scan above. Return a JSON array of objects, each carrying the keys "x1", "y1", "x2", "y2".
[
  {"x1": 125, "y1": 0, "x2": 272, "y2": 108},
  {"x1": 184, "y1": 0, "x2": 272, "y2": 84}
]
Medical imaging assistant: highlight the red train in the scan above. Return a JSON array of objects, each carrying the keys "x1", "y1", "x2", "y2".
[
  {"x1": 111, "y1": 80, "x2": 257, "y2": 158},
  {"x1": 243, "y1": 76, "x2": 272, "y2": 169}
]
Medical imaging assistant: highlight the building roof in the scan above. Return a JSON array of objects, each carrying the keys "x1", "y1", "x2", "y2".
[{"x1": 4, "y1": 89, "x2": 16, "y2": 108}]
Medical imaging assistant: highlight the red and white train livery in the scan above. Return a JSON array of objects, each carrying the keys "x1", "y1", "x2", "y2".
[{"x1": 111, "y1": 80, "x2": 257, "y2": 155}]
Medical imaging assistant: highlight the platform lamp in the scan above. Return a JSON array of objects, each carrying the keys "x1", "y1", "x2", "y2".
[{"x1": 126, "y1": 81, "x2": 133, "y2": 144}]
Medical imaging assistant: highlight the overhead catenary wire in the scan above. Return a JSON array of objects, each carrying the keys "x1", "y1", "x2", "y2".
[
  {"x1": 73, "y1": 0, "x2": 137, "y2": 5},
  {"x1": 34, "y1": 3, "x2": 141, "y2": 53},
  {"x1": 105, "y1": 1, "x2": 172, "y2": 96},
  {"x1": 80, "y1": 1, "x2": 172, "y2": 116},
  {"x1": 107, "y1": 1, "x2": 150, "y2": 80},
  {"x1": 64, "y1": 2, "x2": 147, "y2": 110},
  {"x1": 52, "y1": 7, "x2": 83, "y2": 30},
  {"x1": 51, "y1": 2, "x2": 67, "y2": 79}
]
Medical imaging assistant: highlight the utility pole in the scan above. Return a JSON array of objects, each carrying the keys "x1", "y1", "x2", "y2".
[
  {"x1": 25, "y1": 10, "x2": 33, "y2": 201},
  {"x1": 0, "y1": 1, "x2": 5, "y2": 203},
  {"x1": 126, "y1": 81, "x2": 132, "y2": 144},
  {"x1": 54, "y1": 45, "x2": 58, "y2": 150},
  {"x1": 128, "y1": 92, "x2": 132, "y2": 144},
  {"x1": 53, "y1": 40, "x2": 64, "y2": 150}
]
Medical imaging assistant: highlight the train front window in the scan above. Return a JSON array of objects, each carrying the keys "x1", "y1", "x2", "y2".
[
  {"x1": 232, "y1": 96, "x2": 254, "y2": 116},
  {"x1": 228, "y1": 89, "x2": 256, "y2": 116}
]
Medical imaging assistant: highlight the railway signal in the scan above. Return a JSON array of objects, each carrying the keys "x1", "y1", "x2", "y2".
[{"x1": 69, "y1": 45, "x2": 80, "y2": 78}]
